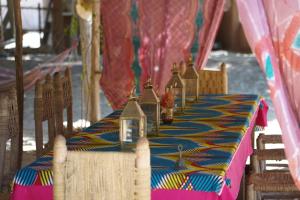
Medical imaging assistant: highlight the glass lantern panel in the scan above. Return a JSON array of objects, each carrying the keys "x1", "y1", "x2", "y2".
[
  {"x1": 172, "y1": 87, "x2": 183, "y2": 112},
  {"x1": 141, "y1": 104, "x2": 157, "y2": 134},
  {"x1": 121, "y1": 119, "x2": 140, "y2": 143},
  {"x1": 185, "y1": 79, "x2": 197, "y2": 101}
]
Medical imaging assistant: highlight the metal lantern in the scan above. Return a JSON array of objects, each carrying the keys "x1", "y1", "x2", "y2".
[
  {"x1": 166, "y1": 63, "x2": 186, "y2": 113},
  {"x1": 140, "y1": 79, "x2": 160, "y2": 136},
  {"x1": 182, "y1": 55, "x2": 199, "y2": 102},
  {"x1": 120, "y1": 88, "x2": 147, "y2": 150}
]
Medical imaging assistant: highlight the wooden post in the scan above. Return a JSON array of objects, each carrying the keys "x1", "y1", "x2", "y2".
[
  {"x1": 7, "y1": 0, "x2": 15, "y2": 38},
  {"x1": 13, "y1": 0, "x2": 23, "y2": 169},
  {"x1": 52, "y1": 0, "x2": 65, "y2": 53},
  {"x1": 79, "y1": 18, "x2": 92, "y2": 122},
  {"x1": 0, "y1": 1, "x2": 4, "y2": 43},
  {"x1": 90, "y1": 0, "x2": 101, "y2": 123}
]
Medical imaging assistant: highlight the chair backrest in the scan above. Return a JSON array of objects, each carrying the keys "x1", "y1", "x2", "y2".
[
  {"x1": 34, "y1": 74, "x2": 56, "y2": 158},
  {"x1": 0, "y1": 86, "x2": 20, "y2": 189},
  {"x1": 53, "y1": 68, "x2": 73, "y2": 136},
  {"x1": 53, "y1": 135, "x2": 151, "y2": 200},
  {"x1": 198, "y1": 63, "x2": 228, "y2": 95}
]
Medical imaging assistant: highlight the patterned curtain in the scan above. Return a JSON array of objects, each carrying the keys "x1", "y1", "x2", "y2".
[
  {"x1": 237, "y1": 0, "x2": 300, "y2": 188},
  {"x1": 101, "y1": 0, "x2": 225, "y2": 108}
]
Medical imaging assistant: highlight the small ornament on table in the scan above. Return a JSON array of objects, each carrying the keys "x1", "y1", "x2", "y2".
[
  {"x1": 174, "y1": 144, "x2": 187, "y2": 170},
  {"x1": 119, "y1": 86, "x2": 147, "y2": 151},
  {"x1": 160, "y1": 89, "x2": 174, "y2": 124}
]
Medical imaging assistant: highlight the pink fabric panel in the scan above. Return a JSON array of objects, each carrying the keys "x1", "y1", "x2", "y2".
[
  {"x1": 195, "y1": 0, "x2": 225, "y2": 69},
  {"x1": 11, "y1": 185, "x2": 53, "y2": 200},
  {"x1": 237, "y1": 0, "x2": 300, "y2": 189},
  {"x1": 224, "y1": 108, "x2": 258, "y2": 200},
  {"x1": 256, "y1": 99, "x2": 269, "y2": 127},
  {"x1": 100, "y1": 0, "x2": 135, "y2": 109},
  {"x1": 138, "y1": 0, "x2": 198, "y2": 94}
]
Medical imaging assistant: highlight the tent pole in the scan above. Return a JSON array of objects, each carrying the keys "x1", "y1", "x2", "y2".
[
  {"x1": 52, "y1": 0, "x2": 65, "y2": 53},
  {"x1": 79, "y1": 18, "x2": 93, "y2": 123},
  {"x1": 7, "y1": 0, "x2": 15, "y2": 38},
  {"x1": 90, "y1": 0, "x2": 101, "y2": 123},
  {"x1": 13, "y1": 0, "x2": 23, "y2": 169}
]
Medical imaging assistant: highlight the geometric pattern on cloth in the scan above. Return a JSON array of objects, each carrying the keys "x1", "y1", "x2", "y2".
[{"x1": 12, "y1": 94, "x2": 261, "y2": 194}]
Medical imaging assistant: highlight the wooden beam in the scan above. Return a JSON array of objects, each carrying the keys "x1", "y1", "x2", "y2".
[
  {"x1": 52, "y1": 0, "x2": 64, "y2": 53},
  {"x1": 13, "y1": 0, "x2": 23, "y2": 169},
  {"x1": 7, "y1": 0, "x2": 15, "y2": 38},
  {"x1": 78, "y1": 18, "x2": 92, "y2": 122},
  {"x1": 90, "y1": 0, "x2": 101, "y2": 123}
]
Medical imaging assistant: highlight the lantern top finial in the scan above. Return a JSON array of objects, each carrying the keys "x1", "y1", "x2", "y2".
[
  {"x1": 144, "y1": 78, "x2": 153, "y2": 89},
  {"x1": 171, "y1": 63, "x2": 179, "y2": 74},
  {"x1": 182, "y1": 55, "x2": 199, "y2": 79},
  {"x1": 188, "y1": 55, "x2": 193, "y2": 67},
  {"x1": 129, "y1": 85, "x2": 137, "y2": 100}
]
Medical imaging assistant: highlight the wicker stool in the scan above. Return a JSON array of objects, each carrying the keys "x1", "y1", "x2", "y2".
[
  {"x1": 247, "y1": 149, "x2": 300, "y2": 199},
  {"x1": 53, "y1": 135, "x2": 151, "y2": 200},
  {"x1": 198, "y1": 62, "x2": 228, "y2": 95},
  {"x1": 248, "y1": 172, "x2": 300, "y2": 200}
]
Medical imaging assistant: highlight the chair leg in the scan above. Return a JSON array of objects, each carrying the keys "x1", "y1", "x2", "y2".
[
  {"x1": 0, "y1": 135, "x2": 8, "y2": 191},
  {"x1": 247, "y1": 183, "x2": 256, "y2": 200},
  {"x1": 35, "y1": 120, "x2": 44, "y2": 158},
  {"x1": 67, "y1": 105, "x2": 73, "y2": 135},
  {"x1": 10, "y1": 132, "x2": 20, "y2": 179}
]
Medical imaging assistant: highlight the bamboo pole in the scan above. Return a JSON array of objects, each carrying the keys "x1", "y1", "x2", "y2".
[
  {"x1": 13, "y1": 0, "x2": 23, "y2": 169},
  {"x1": 90, "y1": 0, "x2": 101, "y2": 123},
  {"x1": 52, "y1": 0, "x2": 64, "y2": 53},
  {"x1": 79, "y1": 18, "x2": 92, "y2": 122},
  {"x1": 7, "y1": 0, "x2": 15, "y2": 38}
]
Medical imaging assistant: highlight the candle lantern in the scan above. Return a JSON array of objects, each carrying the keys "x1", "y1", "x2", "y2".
[
  {"x1": 120, "y1": 88, "x2": 147, "y2": 150},
  {"x1": 166, "y1": 63, "x2": 186, "y2": 113},
  {"x1": 182, "y1": 55, "x2": 199, "y2": 102},
  {"x1": 140, "y1": 79, "x2": 160, "y2": 135}
]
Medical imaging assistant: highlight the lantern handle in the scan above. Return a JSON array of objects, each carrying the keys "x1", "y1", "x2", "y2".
[{"x1": 129, "y1": 85, "x2": 137, "y2": 99}]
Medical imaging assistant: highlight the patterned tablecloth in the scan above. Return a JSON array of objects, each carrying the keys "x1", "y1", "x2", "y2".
[{"x1": 11, "y1": 94, "x2": 267, "y2": 199}]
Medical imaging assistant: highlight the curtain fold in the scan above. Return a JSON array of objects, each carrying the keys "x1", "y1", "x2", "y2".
[
  {"x1": 196, "y1": 0, "x2": 225, "y2": 70},
  {"x1": 138, "y1": 0, "x2": 199, "y2": 94},
  {"x1": 101, "y1": 0, "x2": 224, "y2": 108},
  {"x1": 101, "y1": 0, "x2": 135, "y2": 109},
  {"x1": 237, "y1": 0, "x2": 300, "y2": 189}
]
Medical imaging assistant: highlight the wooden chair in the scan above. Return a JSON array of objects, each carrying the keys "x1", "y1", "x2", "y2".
[
  {"x1": 247, "y1": 150, "x2": 300, "y2": 199},
  {"x1": 198, "y1": 63, "x2": 228, "y2": 95},
  {"x1": 0, "y1": 86, "x2": 20, "y2": 190},
  {"x1": 34, "y1": 74, "x2": 56, "y2": 158},
  {"x1": 246, "y1": 133, "x2": 297, "y2": 199},
  {"x1": 53, "y1": 135, "x2": 151, "y2": 200},
  {"x1": 256, "y1": 133, "x2": 288, "y2": 171},
  {"x1": 53, "y1": 68, "x2": 73, "y2": 136}
]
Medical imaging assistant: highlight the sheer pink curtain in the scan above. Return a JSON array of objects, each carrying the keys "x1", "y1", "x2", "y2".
[
  {"x1": 195, "y1": 0, "x2": 225, "y2": 70},
  {"x1": 101, "y1": 0, "x2": 225, "y2": 108},
  {"x1": 101, "y1": 0, "x2": 135, "y2": 109},
  {"x1": 237, "y1": 0, "x2": 300, "y2": 188},
  {"x1": 138, "y1": 0, "x2": 199, "y2": 94},
  {"x1": 138, "y1": 0, "x2": 225, "y2": 94}
]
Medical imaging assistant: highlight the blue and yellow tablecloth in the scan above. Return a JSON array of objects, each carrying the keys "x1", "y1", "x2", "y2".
[{"x1": 12, "y1": 94, "x2": 266, "y2": 198}]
